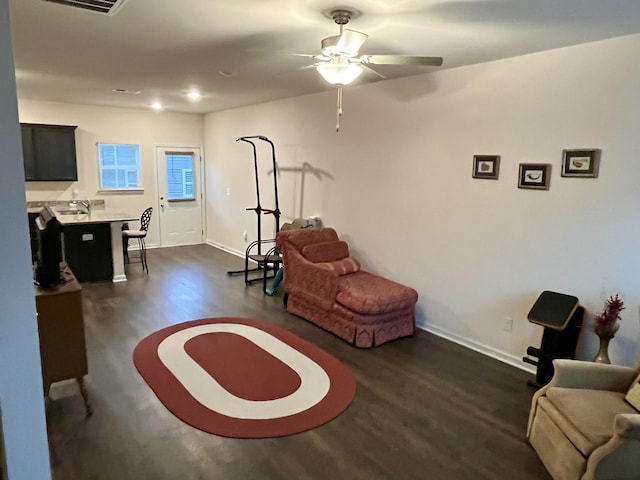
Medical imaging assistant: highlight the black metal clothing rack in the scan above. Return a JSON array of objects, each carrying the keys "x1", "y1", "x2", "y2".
[{"x1": 227, "y1": 136, "x2": 281, "y2": 285}]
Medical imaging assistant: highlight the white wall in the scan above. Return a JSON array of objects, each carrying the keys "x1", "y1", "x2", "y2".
[
  {"x1": 19, "y1": 100, "x2": 204, "y2": 248},
  {"x1": 204, "y1": 33, "x2": 640, "y2": 369},
  {"x1": 0, "y1": 0, "x2": 51, "y2": 477}
]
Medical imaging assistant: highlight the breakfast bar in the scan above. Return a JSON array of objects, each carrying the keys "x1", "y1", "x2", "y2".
[{"x1": 52, "y1": 206, "x2": 137, "y2": 282}]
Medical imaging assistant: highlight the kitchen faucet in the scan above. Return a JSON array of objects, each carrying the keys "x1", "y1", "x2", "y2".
[{"x1": 70, "y1": 199, "x2": 91, "y2": 213}]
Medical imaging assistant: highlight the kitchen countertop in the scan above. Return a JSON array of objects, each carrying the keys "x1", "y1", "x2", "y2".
[
  {"x1": 51, "y1": 206, "x2": 137, "y2": 225},
  {"x1": 27, "y1": 199, "x2": 106, "y2": 214}
]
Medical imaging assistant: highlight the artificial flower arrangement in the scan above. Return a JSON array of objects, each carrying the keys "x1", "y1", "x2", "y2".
[{"x1": 592, "y1": 294, "x2": 625, "y2": 338}]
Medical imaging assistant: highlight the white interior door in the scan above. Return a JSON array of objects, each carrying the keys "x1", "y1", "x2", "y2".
[{"x1": 156, "y1": 146, "x2": 204, "y2": 247}]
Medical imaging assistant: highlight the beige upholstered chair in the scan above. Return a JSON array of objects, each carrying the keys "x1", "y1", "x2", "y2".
[{"x1": 527, "y1": 358, "x2": 640, "y2": 480}]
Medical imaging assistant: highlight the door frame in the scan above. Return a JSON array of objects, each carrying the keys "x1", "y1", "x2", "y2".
[{"x1": 154, "y1": 144, "x2": 206, "y2": 247}]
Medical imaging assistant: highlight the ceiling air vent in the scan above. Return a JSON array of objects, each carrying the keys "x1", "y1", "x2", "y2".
[{"x1": 43, "y1": 0, "x2": 128, "y2": 15}]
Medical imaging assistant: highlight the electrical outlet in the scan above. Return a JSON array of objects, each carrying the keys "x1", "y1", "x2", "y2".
[
  {"x1": 243, "y1": 231, "x2": 248, "y2": 242},
  {"x1": 226, "y1": 186, "x2": 231, "y2": 196},
  {"x1": 502, "y1": 317, "x2": 513, "y2": 332}
]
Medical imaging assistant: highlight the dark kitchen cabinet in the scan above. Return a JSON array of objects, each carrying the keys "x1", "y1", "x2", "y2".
[
  {"x1": 28, "y1": 211, "x2": 39, "y2": 263},
  {"x1": 21, "y1": 125, "x2": 36, "y2": 180},
  {"x1": 21, "y1": 123, "x2": 78, "y2": 181},
  {"x1": 62, "y1": 223, "x2": 113, "y2": 283}
]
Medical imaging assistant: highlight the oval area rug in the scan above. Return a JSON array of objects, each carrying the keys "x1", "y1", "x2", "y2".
[{"x1": 133, "y1": 317, "x2": 356, "y2": 438}]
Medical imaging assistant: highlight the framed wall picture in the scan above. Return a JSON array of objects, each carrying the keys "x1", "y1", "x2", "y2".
[
  {"x1": 518, "y1": 163, "x2": 551, "y2": 190},
  {"x1": 472, "y1": 155, "x2": 500, "y2": 179},
  {"x1": 561, "y1": 149, "x2": 600, "y2": 178}
]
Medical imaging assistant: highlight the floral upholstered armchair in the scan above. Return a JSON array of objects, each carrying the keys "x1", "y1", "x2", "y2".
[{"x1": 276, "y1": 227, "x2": 418, "y2": 348}]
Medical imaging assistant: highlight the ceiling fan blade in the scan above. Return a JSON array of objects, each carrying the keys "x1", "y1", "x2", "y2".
[
  {"x1": 299, "y1": 64, "x2": 318, "y2": 72},
  {"x1": 362, "y1": 64, "x2": 386, "y2": 80},
  {"x1": 361, "y1": 55, "x2": 443, "y2": 67},
  {"x1": 281, "y1": 53, "x2": 329, "y2": 61},
  {"x1": 336, "y1": 29, "x2": 368, "y2": 56}
]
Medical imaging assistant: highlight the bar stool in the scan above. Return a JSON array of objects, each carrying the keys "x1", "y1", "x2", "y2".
[{"x1": 122, "y1": 207, "x2": 153, "y2": 273}]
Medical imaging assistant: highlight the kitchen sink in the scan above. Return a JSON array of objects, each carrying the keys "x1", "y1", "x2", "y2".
[{"x1": 56, "y1": 208, "x2": 88, "y2": 215}]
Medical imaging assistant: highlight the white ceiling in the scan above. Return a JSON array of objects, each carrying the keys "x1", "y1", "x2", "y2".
[{"x1": 9, "y1": 0, "x2": 640, "y2": 114}]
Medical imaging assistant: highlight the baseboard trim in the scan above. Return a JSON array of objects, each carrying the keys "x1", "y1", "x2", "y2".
[
  {"x1": 125, "y1": 243, "x2": 159, "y2": 251},
  {"x1": 417, "y1": 321, "x2": 535, "y2": 375},
  {"x1": 206, "y1": 240, "x2": 247, "y2": 258}
]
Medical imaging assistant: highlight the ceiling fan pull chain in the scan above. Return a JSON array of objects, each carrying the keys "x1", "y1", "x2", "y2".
[{"x1": 336, "y1": 86, "x2": 343, "y2": 132}]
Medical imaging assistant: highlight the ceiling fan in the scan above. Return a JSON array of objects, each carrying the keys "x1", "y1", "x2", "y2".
[{"x1": 306, "y1": 8, "x2": 444, "y2": 131}]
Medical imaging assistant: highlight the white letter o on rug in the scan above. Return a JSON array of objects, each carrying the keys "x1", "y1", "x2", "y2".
[
  {"x1": 133, "y1": 317, "x2": 356, "y2": 438},
  {"x1": 157, "y1": 323, "x2": 330, "y2": 419}
]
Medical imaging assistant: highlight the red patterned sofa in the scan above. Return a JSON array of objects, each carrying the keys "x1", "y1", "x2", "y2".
[{"x1": 276, "y1": 227, "x2": 418, "y2": 348}]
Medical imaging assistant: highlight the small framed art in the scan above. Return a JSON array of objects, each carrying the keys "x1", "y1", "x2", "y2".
[
  {"x1": 518, "y1": 163, "x2": 551, "y2": 190},
  {"x1": 561, "y1": 149, "x2": 600, "y2": 178},
  {"x1": 472, "y1": 155, "x2": 500, "y2": 179}
]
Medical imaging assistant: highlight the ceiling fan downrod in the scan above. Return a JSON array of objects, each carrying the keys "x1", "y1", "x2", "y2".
[
  {"x1": 327, "y1": 9, "x2": 357, "y2": 132},
  {"x1": 331, "y1": 9, "x2": 352, "y2": 34},
  {"x1": 336, "y1": 86, "x2": 343, "y2": 132}
]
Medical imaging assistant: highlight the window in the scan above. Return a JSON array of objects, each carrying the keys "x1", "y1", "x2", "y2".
[
  {"x1": 98, "y1": 143, "x2": 141, "y2": 190},
  {"x1": 166, "y1": 153, "x2": 195, "y2": 201}
]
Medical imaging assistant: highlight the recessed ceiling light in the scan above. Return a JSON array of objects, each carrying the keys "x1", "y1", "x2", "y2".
[
  {"x1": 218, "y1": 71, "x2": 233, "y2": 77},
  {"x1": 151, "y1": 102, "x2": 162, "y2": 110},
  {"x1": 187, "y1": 91, "x2": 201, "y2": 101}
]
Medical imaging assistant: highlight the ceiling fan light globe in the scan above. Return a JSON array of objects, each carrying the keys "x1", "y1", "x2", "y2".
[{"x1": 316, "y1": 63, "x2": 363, "y2": 86}]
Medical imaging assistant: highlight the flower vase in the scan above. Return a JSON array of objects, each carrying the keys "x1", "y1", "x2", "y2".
[{"x1": 593, "y1": 335, "x2": 613, "y2": 364}]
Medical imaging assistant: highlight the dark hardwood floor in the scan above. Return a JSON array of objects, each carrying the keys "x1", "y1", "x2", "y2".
[{"x1": 47, "y1": 244, "x2": 550, "y2": 480}]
